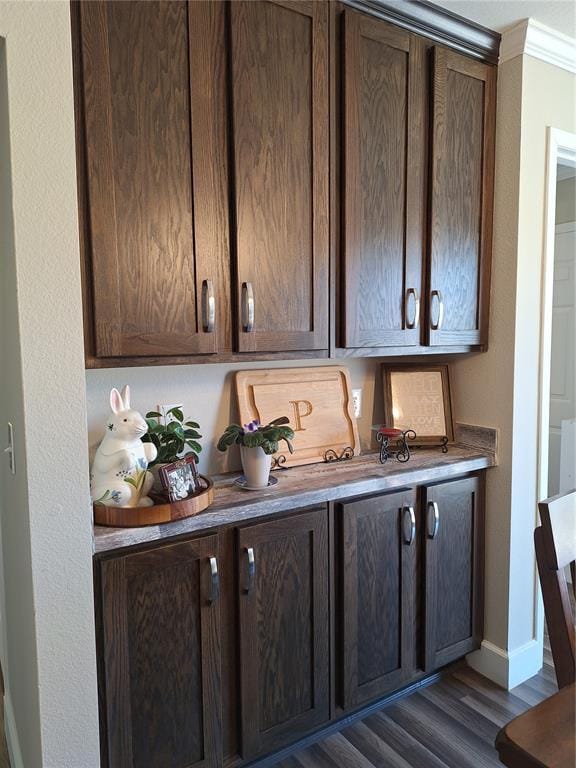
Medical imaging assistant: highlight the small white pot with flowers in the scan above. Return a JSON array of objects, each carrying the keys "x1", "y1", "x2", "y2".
[{"x1": 217, "y1": 417, "x2": 295, "y2": 488}]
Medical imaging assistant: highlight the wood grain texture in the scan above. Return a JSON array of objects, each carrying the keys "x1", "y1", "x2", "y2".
[
  {"x1": 94, "y1": 446, "x2": 495, "y2": 554},
  {"x1": 338, "y1": 489, "x2": 418, "y2": 710},
  {"x1": 427, "y1": 47, "x2": 496, "y2": 347},
  {"x1": 78, "y1": 1, "x2": 230, "y2": 358},
  {"x1": 230, "y1": 0, "x2": 329, "y2": 353},
  {"x1": 341, "y1": 0, "x2": 501, "y2": 65},
  {"x1": 238, "y1": 507, "x2": 330, "y2": 758},
  {"x1": 496, "y1": 682, "x2": 575, "y2": 768},
  {"x1": 342, "y1": 11, "x2": 425, "y2": 349},
  {"x1": 235, "y1": 366, "x2": 360, "y2": 467},
  {"x1": 99, "y1": 536, "x2": 222, "y2": 767},
  {"x1": 423, "y1": 475, "x2": 484, "y2": 671}
]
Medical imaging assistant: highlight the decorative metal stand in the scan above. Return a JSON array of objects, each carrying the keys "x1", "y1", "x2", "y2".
[
  {"x1": 439, "y1": 436, "x2": 449, "y2": 454},
  {"x1": 324, "y1": 446, "x2": 354, "y2": 463},
  {"x1": 377, "y1": 429, "x2": 417, "y2": 464},
  {"x1": 271, "y1": 454, "x2": 288, "y2": 470}
]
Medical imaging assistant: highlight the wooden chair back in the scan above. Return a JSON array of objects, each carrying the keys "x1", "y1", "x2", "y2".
[{"x1": 535, "y1": 489, "x2": 576, "y2": 689}]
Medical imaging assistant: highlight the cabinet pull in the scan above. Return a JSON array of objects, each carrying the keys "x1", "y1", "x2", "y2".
[
  {"x1": 242, "y1": 282, "x2": 255, "y2": 332},
  {"x1": 208, "y1": 556, "x2": 219, "y2": 603},
  {"x1": 427, "y1": 501, "x2": 440, "y2": 539},
  {"x1": 202, "y1": 280, "x2": 216, "y2": 333},
  {"x1": 244, "y1": 546, "x2": 255, "y2": 593},
  {"x1": 430, "y1": 290, "x2": 444, "y2": 331},
  {"x1": 402, "y1": 505, "x2": 416, "y2": 545},
  {"x1": 405, "y1": 288, "x2": 420, "y2": 329}
]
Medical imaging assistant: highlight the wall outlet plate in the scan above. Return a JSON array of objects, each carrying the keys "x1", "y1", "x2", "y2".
[
  {"x1": 351, "y1": 389, "x2": 362, "y2": 419},
  {"x1": 157, "y1": 403, "x2": 183, "y2": 424}
]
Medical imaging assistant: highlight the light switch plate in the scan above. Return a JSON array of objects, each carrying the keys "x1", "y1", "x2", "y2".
[{"x1": 351, "y1": 389, "x2": 362, "y2": 419}]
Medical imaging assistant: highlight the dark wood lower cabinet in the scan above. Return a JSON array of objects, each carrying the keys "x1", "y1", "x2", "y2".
[
  {"x1": 337, "y1": 489, "x2": 418, "y2": 710},
  {"x1": 95, "y1": 476, "x2": 485, "y2": 767},
  {"x1": 237, "y1": 507, "x2": 330, "y2": 759},
  {"x1": 423, "y1": 475, "x2": 484, "y2": 671},
  {"x1": 98, "y1": 535, "x2": 222, "y2": 768}
]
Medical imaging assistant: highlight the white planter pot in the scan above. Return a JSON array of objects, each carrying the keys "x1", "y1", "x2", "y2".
[{"x1": 240, "y1": 446, "x2": 272, "y2": 488}]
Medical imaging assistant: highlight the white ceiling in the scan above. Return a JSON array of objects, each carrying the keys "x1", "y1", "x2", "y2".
[{"x1": 428, "y1": 0, "x2": 576, "y2": 37}]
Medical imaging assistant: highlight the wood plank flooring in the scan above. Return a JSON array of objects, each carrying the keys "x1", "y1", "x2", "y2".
[{"x1": 275, "y1": 644, "x2": 558, "y2": 768}]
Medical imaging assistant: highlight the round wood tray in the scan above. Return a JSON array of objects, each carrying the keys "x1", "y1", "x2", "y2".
[{"x1": 93, "y1": 476, "x2": 214, "y2": 528}]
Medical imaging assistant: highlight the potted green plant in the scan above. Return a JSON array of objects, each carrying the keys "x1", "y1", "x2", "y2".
[
  {"x1": 217, "y1": 417, "x2": 294, "y2": 488},
  {"x1": 142, "y1": 407, "x2": 202, "y2": 492}
]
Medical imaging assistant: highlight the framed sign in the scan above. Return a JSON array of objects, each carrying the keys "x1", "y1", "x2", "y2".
[
  {"x1": 236, "y1": 367, "x2": 360, "y2": 468},
  {"x1": 382, "y1": 364, "x2": 454, "y2": 445}
]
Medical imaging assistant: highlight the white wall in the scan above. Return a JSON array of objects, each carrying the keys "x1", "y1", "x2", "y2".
[
  {"x1": 86, "y1": 357, "x2": 383, "y2": 476},
  {"x1": 0, "y1": 3, "x2": 99, "y2": 766},
  {"x1": 452, "y1": 53, "x2": 576, "y2": 688}
]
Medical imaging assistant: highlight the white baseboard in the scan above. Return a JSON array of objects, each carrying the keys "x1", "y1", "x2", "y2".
[
  {"x1": 466, "y1": 638, "x2": 543, "y2": 690},
  {"x1": 4, "y1": 692, "x2": 24, "y2": 768}
]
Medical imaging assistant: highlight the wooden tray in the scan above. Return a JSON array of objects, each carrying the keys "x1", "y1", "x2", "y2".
[
  {"x1": 236, "y1": 367, "x2": 360, "y2": 468},
  {"x1": 94, "y1": 476, "x2": 214, "y2": 527}
]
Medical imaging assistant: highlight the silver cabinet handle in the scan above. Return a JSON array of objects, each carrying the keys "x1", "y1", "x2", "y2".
[
  {"x1": 427, "y1": 501, "x2": 440, "y2": 539},
  {"x1": 208, "y1": 556, "x2": 219, "y2": 603},
  {"x1": 405, "y1": 288, "x2": 420, "y2": 329},
  {"x1": 430, "y1": 290, "x2": 444, "y2": 331},
  {"x1": 242, "y1": 282, "x2": 254, "y2": 332},
  {"x1": 402, "y1": 505, "x2": 416, "y2": 545},
  {"x1": 202, "y1": 280, "x2": 216, "y2": 333},
  {"x1": 244, "y1": 546, "x2": 255, "y2": 593}
]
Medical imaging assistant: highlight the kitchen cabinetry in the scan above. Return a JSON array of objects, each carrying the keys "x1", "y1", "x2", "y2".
[
  {"x1": 75, "y1": 0, "x2": 231, "y2": 360},
  {"x1": 427, "y1": 49, "x2": 496, "y2": 346},
  {"x1": 423, "y1": 475, "x2": 484, "y2": 670},
  {"x1": 339, "y1": 7, "x2": 496, "y2": 353},
  {"x1": 337, "y1": 489, "x2": 418, "y2": 710},
  {"x1": 95, "y1": 472, "x2": 486, "y2": 766},
  {"x1": 341, "y1": 11, "x2": 426, "y2": 349},
  {"x1": 237, "y1": 507, "x2": 330, "y2": 758},
  {"x1": 98, "y1": 535, "x2": 222, "y2": 768},
  {"x1": 74, "y1": 0, "x2": 498, "y2": 367},
  {"x1": 230, "y1": 0, "x2": 329, "y2": 353}
]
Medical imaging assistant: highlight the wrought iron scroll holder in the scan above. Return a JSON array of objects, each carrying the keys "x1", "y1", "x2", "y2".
[
  {"x1": 324, "y1": 446, "x2": 354, "y2": 464},
  {"x1": 377, "y1": 429, "x2": 417, "y2": 464}
]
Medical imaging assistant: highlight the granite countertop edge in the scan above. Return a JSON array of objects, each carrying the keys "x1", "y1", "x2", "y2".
[{"x1": 93, "y1": 444, "x2": 496, "y2": 555}]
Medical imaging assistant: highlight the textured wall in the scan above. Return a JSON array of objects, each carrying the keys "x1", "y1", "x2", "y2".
[{"x1": 0, "y1": 3, "x2": 99, "y2": 766}]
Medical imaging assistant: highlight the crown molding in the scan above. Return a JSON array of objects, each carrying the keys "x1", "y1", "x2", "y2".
[
  {"x1": 500, "y1": 18, "x2": 576, "y2": 74},
  {"x1": 344, "y1": 0, "x2": 500, "y2": 64}
]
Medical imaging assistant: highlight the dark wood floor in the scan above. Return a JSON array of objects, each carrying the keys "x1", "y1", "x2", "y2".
[{"x1": 275, "y1": 643, "x2": 557, "y2": 768}]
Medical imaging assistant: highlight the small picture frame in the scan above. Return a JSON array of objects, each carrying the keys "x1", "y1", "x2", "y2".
[
  {"x1": 382, "y1": 364, "x2": 454, "y2": 446},
  {"x1": 159, "y1": 456, "x2": 199, "y2": 503}
]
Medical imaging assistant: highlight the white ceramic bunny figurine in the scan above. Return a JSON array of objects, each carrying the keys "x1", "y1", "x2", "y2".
[{"x1": 90, "y1": 385, "x2": 157, "y2": 508}]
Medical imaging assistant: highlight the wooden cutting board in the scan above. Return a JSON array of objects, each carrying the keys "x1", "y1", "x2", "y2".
[{"x1": 236, "y1": 367, "x2": 360, "y2": 468}]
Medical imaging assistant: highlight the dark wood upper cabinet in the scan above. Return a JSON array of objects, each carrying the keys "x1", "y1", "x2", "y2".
[
  {"x1": 423, "y1": 475, "x2": 484, "y2": 671},
  {"x1": 98, "y1": 535, "x2": 222, "y2": 768},
  {"x1": 77, "y1": 1, "x2": 231, "y2": 359},
  {"x1": 229, "y1": 0, "x2": 330, "y2": 353},
  {"x1": 237, "y1": 508, "x2": 330, "y2": 758},
  {"x1": 337, "y1": 488, "x2": 418, "y2": 710},
  {"x1": 342, "y1": 10, "x2": 427, "y2": 348},
  {"x1": 427, "y1": 48, "x2": 496, "y2": 347}
]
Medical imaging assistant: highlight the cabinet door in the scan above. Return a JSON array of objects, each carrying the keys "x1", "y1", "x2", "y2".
[
  {"x1": 338, "y1": 489, "x2": 418, "y2": 710},
  {"x1": 99, "y1": 535, "x2": 222, "y2": 768},
  {"x1": 428, "y1": 48, "x2": 496, "y2": 346},
  {"x1": 230, "y1": 0, "x2": 329, "y2": 353},
  {"x1": 342, "y1": 11, "x2": 426, "y2": 348},
  {"x1": 423, "y1": 476, "x2": 484, "y2": 671},
  {"x1": 79, "y1": 1, "x2": 230, "y2": 358},
  {"x1": 238, "y1": 508, "x2": 329, "y2": 757}
]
